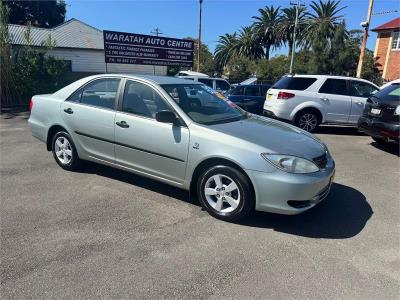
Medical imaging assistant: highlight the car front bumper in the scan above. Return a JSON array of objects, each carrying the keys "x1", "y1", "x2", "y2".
[
  {"x1": 358, "y1": 116, "x2": 400, "y2": 142},
  {"x1": 246, "y1": 158, "x2": 335, "y2": 215}
]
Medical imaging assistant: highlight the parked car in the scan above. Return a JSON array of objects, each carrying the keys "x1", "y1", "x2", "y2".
[
  {"x1": 174, "y1": 70, "x2": 209, "y2": 77},
  {"x1": 358, "y1": 82, "x2": 400, "y2": 145},
  {"x1": 263, "y1": 74, "x2": 380, "y2": 132},
  {"x1": 227, "y1": 84, "x2": 271, "y2": 114},
  {"x1": 29, "y1": 74, "x2": 335, "y2": 222},
  {"x1": 380, "y1": 78, "x2": 400, "y2": 90},
  {"x1": 175, "y1": 75, "x2": 231, "y2": 94}
]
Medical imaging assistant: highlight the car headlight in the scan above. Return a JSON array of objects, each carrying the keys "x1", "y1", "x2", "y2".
[
  {"x1": 261, "y1": 153, "x2": 320, "y2": 174},
  {"x1": 395, "y1": 105, "x2": 400, "y2": 115}
]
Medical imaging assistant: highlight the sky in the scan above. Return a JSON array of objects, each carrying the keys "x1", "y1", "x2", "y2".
[{"x1": 66, "y1": 0, "x2": 400, "y2": 56}]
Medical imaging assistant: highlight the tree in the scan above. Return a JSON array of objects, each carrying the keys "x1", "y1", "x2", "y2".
[
  {"x1": 225, "y1": 55, "x2": 255, "y2": 81},
  {"x1": 214, "y1": 33, "x2": 238, "y2": 70},
  {"x1": 305, "y1": 0, "x2": 346, "y2": 46},
  {"x1": 252, "y1": 5, "x2": 281, "y2": 59},
  {"x1": 236, "y1": 26, "x2": 264, "y2": 60},
  {"x1": 279, "y1": 6, "x2": 307, "y2": 56},
  {"x1": 4, "y1": 0, "x2": 66, "y2": 28}
]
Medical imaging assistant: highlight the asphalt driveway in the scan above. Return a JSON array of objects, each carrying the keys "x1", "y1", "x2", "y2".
[{"x1": 1, "y1": 113, "x2": 399, "y2": 299}]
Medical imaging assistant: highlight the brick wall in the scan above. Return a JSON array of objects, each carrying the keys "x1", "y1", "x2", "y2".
[
  {"x1": 374, "y1": 31, "x2": 400, "y2": 81},
  {"x1": 386, "y1": 51, "x2": 400, "y2": 81}
]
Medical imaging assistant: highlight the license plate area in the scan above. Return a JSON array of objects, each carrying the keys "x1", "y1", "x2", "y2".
[{"x1": 370, "y1": 108, "x2": 381, "y2": 115}]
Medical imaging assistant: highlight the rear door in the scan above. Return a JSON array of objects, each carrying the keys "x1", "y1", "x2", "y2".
[
  {"x1": 60, "y1": 78, "x2": 121, "y2": 162},
  {"x1": 349, "y1": 80, "x2": 379, "y2": 123},
  {"x1": 317, "y1": 78, "x2": 352, "y2": 123},
  {"x1": 114, "y1": 80, "x2": 189, "y2": 183}
]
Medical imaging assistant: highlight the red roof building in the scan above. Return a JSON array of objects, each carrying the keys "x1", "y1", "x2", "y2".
[{"x1": 372, "y1": 17, "x2": 400, "y2": 81}]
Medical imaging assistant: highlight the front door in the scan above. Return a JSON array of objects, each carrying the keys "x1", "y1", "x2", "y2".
[
  {"x1": 60, "y1": 78, "x2": 121, "y2": 162},
  {"x1": 349, "y1": 80, "x2": 379, "y2": 123},
  {"x1": 317, "y1": 78, "x2": 352, "y2": 123},
  {"x1": 114, "y1": 80, "x2": 189, "y2": 184}
]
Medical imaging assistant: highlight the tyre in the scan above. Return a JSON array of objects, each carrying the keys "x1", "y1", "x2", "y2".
[
  {"x1": 372, "y1": 136, "x2": 393, "y2": 146},
  {"x1": 197, "y1": 165, "x2": 254, "y2": 222},
  {"x1": 52, "y1": 131, "x2": 81, "y2": 171},
  {"x1": 294, "y1": 110, "x2": 320, "y2": 132}
]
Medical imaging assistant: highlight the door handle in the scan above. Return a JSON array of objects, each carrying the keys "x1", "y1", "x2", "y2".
[
  {"x1": 63, "y1": 108, "x2": 73, "y2": 114},
  {"x1": 356, "y1": 101, "x2": 363, "y2": 105},
  {"x1": 319, "y1": 97, "x2": 329, "y2": 102},
  {"x1": 116, "y1": 121, "x2": 130, "y2": 128}
]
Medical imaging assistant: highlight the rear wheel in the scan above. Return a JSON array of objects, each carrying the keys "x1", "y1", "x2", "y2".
[
  {"x1": 52, "y1": 131, "x2": 81, "y2": 171},
  {"x1": 197, "y1": 165, "x2": 254, "y2": 222},
  {"x1": 372, "y1": 136, "x2": 393, "y2": 146},
  {"x1": 294, "y1": 110, "x2": 320, "y2": 132}
]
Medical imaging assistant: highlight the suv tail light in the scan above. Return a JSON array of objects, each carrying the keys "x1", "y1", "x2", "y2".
[
  {"x1": 277, "y1": 91, "x2": 295, "y2": 100},
  {"x1": 29, "y1": 98, "x2": 34, "y2": 111}
]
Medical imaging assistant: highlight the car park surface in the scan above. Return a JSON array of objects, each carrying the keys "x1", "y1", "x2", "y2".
[{"x1": 1, "y1": 114, "x2": 399, "y2": 298}]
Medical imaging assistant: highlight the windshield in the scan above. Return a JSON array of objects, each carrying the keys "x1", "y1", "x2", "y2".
[
  {"x1": 161, "y1": 84, "x2": 247, "y2": 125},
  {"x1": 372, "y1": 83, "x2": 400, "y2": 103}
]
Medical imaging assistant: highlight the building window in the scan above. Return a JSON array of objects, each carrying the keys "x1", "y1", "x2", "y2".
[{"x1": 392, "y1": 31, "x2": 400, "y2": 50}]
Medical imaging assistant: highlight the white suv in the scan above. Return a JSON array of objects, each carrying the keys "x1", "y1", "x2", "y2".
[{"x1": 263, "y1": 74, "x2": 379, "y2": 132}]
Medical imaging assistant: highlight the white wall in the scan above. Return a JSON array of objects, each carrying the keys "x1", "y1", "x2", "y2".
[{"x1": 47, "y1": 48, "x2": 167, "y2": 75}]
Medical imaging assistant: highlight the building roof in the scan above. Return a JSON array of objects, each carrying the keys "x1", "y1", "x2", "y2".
[
  {"x1": 7, "y1": 18, "x2": 104, "y2": 49},
  {"x1": 372, "y1": 17, "x2": 400, "y2": 32}
]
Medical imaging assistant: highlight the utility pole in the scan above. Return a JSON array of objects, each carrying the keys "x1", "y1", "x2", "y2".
[
  {"x1": 197, "y1": 0, "x2": 203, "y2": 72},
  {"x1": 356, "y1": 0, "x2": 374, "y2": 78},
  {"x1": 289, "y1": 0, "x2": 305, "y2": 74},
  {"x1": 151, "y1": 27, "x2": 163, "y2": 75}
]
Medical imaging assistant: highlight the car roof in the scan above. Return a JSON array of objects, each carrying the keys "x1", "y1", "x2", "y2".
[
  {"x1": 287, "y1": 74, "x2": 378, "y2": 86},
  {"x1": 236, "y1": 84, "x2": 271, "y2": 87},
  {"x1": 178, "y1": 75, "x2": 229, "y2": 81},
  {"x1": 94, "y1": 74, "x2": 203, "y2": 85}
]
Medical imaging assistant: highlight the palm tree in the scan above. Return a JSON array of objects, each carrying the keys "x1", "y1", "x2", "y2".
[
  {"x1": 236, "y1": 26, "x2": 264, "y2": 60},
  {"x1": 305, "y1": 0, "x2": 346, "y2": 44},
  {"x1": 252, "y1": 5, "x2": 282, "y2": 59},
  {"x1": 214, "y1": 33, "x2": 239, "y2": 69},
  {"x1": 279, "y1": 6, "x2": 307, "y2": 56}
]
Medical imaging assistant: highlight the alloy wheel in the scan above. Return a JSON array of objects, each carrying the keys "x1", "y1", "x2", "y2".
[
  {"x1": 298, "y1": 113, "x2": 318, "y2": 132},
  {"x1": 54, "y1": 136, "x2": 73, "y2": 165},
  {"x1": 204, "y1": 174, "x2": 241, "y2": 213}
]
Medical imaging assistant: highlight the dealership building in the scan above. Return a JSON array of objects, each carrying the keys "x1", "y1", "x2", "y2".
[{"x1": 7, "y1": 18, "x2": 168, "y2": 77}]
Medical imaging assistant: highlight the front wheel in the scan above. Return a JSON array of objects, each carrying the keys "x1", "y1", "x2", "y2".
[
  {"x1": 52, "y1": 131, "x2": 81, "y2": 171},
  {"x1": 197, "y1": 165, "x2": 254, "y2": 222},
  {"x1": 294, "y1": 110, "x2": 320, "y2": 132}
]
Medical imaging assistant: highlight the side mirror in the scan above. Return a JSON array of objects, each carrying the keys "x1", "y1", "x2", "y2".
[{"x1": 155, "y1": 110, "x2": 180, "y2": 126}]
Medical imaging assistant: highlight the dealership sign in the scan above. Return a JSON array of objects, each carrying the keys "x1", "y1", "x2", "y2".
[{"x1": 103, "y1": 30, "x2": 194, "y2": 67}]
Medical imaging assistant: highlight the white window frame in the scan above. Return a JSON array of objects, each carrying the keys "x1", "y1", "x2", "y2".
[{"x1": 392, "y1": 31, "x2": 400, "y2": 50}]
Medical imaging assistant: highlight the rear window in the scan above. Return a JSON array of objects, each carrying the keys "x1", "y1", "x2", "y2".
[
  {"x1": 272, "y1": 76, "x2": 317, "y2": 91},
  {"x1": 372, "y1": 83, "x2": 400, "y2": 103}
]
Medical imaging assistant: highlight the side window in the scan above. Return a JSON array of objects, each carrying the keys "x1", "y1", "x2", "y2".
[
  {"x1": 198, "y1": 78, "x2": 213, "y2": 88},
  {"x1": 216, "y1": 80, "x2": 230, "y2": 91},
  {"x1": 68, "y1": 88, "x2": 83, "y2": 102},
  {"x1": 79, "y1": 79, "x2": 120, "y2": 109},
  {"x1": 319, "y1": 79, "x2": 349, "y2": 96},
  {"x1": 244, "y1": 86, "x2": 261, "y2": 96},
  {"x1": 230, "y1": 86, "x2": 244, "y2": 96},
  {"x1": 350, "y1": 81, "x2": 378, "y2": 97},
  {"x1": 122, "y1": 80, "x2": 170, "y2": 118}
]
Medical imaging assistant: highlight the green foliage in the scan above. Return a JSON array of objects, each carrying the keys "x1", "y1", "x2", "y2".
[
  {"x1": 1, "y1": 2, "x2": 69, "y2": 106},
  {"x1": 4, "y1": 0, "x2": 66, "y2": 28},
  {"x1": 225, "y1": 55, "x2": 256, "y2": 81}
]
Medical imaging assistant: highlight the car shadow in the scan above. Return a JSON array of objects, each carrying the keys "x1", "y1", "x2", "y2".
[
  {"x1": 370, "y1": 141, "x2": 400, "y2": 156},
  {"x1": 80, "y1": 163, "x2": 372, "y2": 239},
  {"x1": 79, "y1": 162, "x2": 191, "y2": 203},
  {"x1": 239, "y1": 183, "x2": 372, "y2": 239},
  {"x1": 314, "y1": 125, "x2": 365, "y2": 136}
]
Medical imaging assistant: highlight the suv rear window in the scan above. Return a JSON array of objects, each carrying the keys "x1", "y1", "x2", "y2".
[
  {"x1": 372, "y1": 83, "x2": 400, "y2": 103},
  {"x1": 272, "y1": 76, "x2": 317, "y2": 90}
]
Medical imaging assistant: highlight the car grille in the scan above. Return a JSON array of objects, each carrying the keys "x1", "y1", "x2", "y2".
[{"x1": 313, "y1": 153, "x2": 327, "y2": 169}]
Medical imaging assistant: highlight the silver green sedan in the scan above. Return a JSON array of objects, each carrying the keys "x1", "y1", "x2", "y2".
[{"x1": 28, "y1": 74, "x2": 335, "y2": 221}]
